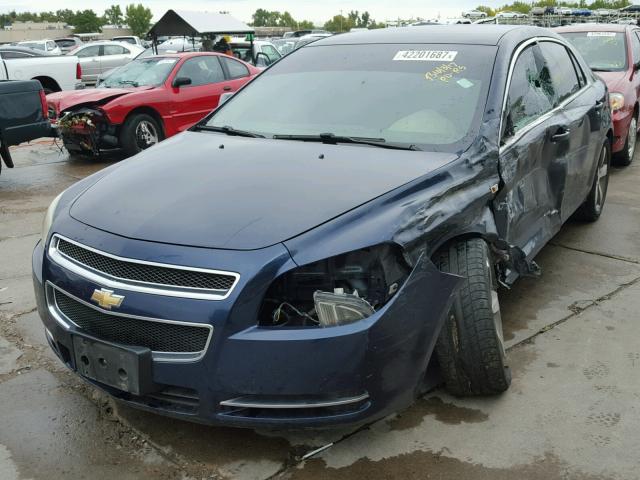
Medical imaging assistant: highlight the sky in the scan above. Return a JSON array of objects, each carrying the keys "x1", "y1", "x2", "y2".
[{"x1": 0, "y1": 0, "x2": 502, "y2": 25}]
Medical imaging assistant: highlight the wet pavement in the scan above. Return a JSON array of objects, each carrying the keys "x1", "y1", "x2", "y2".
[{"x1": 1, "y1": 139, "x2": 639, "y2": 479}]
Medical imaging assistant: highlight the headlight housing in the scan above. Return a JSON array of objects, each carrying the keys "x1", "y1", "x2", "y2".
[
  {"x1": 610, "y1": 92, "x2": 625, "y2": 112},
  {"x1": 259, "y1": 244, "x2": 410, "y2": 328},
  {"x1": 41, "y1": 192, "x2": 64, "y2": 243}
]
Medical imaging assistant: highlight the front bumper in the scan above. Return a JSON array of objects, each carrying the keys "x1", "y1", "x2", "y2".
[{"x1": 32, "y1": 227, "x2": 459, "y2": 428}]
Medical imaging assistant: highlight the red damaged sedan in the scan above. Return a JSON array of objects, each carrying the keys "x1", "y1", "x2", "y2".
[
  {"x1": 47, "y1": 52, "x2": 260, "y2": 157},
  {"x1": 559, "y1": 24, "x2": 640, "y2": 165}
]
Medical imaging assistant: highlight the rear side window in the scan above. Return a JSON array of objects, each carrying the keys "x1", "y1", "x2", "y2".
[
  {"x1": 1, "y1": 51, "x2": 31, "y2": 59},
  {"x1": 103, "y1": 45, "x2": 127, "y2": 56},
  {"x1": 221, "y1": 57, "x2": 250, "y2": 79},
  {"x1": 77, "y1": 45, "x2": 100, "y2": 57},
  {"x1": 631, "y1": 32, "x2": 640, "y2": 65},
  {"x1": 504, "y1": 46, "x2": 553, "y2": 137},
  {"x1": 537, "y1": 41, "x2": 581, "y2": 106}
]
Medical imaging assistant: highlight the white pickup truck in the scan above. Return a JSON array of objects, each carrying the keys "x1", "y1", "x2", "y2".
[{"x1": 0, "y1": 54, "x2": 82, "y2": 92}]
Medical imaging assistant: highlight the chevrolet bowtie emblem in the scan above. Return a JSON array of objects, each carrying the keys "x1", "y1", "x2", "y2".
[{"x1": 91, "y1": 288, "x2": 124, "y2": 310}]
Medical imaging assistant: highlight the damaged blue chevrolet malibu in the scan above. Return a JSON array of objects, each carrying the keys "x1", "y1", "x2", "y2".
[{"x1": 33, "y1": 26, "x2": 612, "y2": 427}]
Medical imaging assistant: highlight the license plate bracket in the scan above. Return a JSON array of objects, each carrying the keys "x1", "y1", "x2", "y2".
[{"x1": 72, "y1": 333, "x2": 155, "y2": 395}]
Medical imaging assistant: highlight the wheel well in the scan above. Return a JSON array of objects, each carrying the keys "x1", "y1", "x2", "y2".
[
  {"x1": 32, "y1": 76, "x2": 60, "y2": 93},
  {"x1": 123, "y1": 107, "x2": 165, "y2": 137}
]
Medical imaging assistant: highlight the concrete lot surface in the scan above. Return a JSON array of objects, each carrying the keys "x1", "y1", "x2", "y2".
[{"x1": 1, "y1": 139, "x2": 639, "y2": 479}]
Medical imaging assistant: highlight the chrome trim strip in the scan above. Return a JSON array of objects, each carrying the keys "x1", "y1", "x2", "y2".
[
  {"x1": 49, "y1": 234, "x2": 240, "y2": 301},
  {"x1": 499, "y1": 36, "x2": 592, "y2": 152},
  {"x1": 219, "y1": 393, "x2": 370, "y2": 409},
  {"x1": 45, "y1": 281, "x2": 213, "y2": 363}
]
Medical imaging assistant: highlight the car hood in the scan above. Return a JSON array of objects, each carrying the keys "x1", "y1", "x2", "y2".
[
  {"x1": 47, "y1": 86, "x2": 153, "y2": 112},
  {"x1": 594, "y1": 70, "x2": 629, "y2": 91},
  {"x1": 69, "y1": 132, "x2": 458, "y2": 250}
]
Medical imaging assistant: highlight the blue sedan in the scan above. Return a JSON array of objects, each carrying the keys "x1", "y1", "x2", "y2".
[{"x1": 33, "y1": 25, "x2": 612, "y2": 428}]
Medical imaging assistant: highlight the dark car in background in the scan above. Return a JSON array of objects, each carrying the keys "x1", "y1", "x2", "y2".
[
  {"x1": 0, "y1": 80, "x2": 52, "y2": 174},
  {"x1": 558, "y1": 24, "x2": 640, "y2": 165},
  {"x1": 33, "y1": 26, "x2": 612, "y2": 428}
]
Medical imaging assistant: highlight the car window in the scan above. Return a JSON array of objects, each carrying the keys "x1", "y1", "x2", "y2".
[
  {"x1": 76, "y1": 45, "x2": 100, "y2": 58},
  {"x1": 220, "y1": 56, "x2": 250, "y2": 79},
  {"x1": 504, "y1": 45, "x2": 553, "y2": 138},
  {"x1": 208, "y1": 43, "x2": 496, "y2": 152},
  {"x1": 560, "y1": 31, "x2": 627, "y2": 72},
  {"x1": 115, "y1": 37, "x2": 136, "y2": 44},
  {"x1": 103, "y1": 45, "x2": 127, "y2": 56},
  {"x1": 568, "y1": 49, "x2": 587, "y2": 87},
  {"x1": 537, "y1": 41, "x2": 581, "y2": 106},
  {"x1": 631, "y1": 31, "x2": 640, "y2": 65},
  {"x1": 176, "y1": 56, "x2": 225, "y2": 86},
  {"x1": 1, "y1": 51, "x2": 31, "y2": 59}
]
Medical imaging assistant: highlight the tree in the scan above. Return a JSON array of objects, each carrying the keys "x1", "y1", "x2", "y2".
[
  {"x1": 104, "y1": 5, "x2": 124, "y2": 26},
  {"x1": 56, "y1": 9, "x2": 75, "y2": 23},
  {"x1": 324, "y1": 14, "x2": 354, "y2": 33},
  {"x1": 475, "y1": 5, "x2": 496, "y2": 16},
  {"x1": 252, "y1": 9, "x2": 281, "y2": 26},
  {"x1": 125, "y1": 4, "x2": 153, "y2": 37},
  {"x1": 72, "y1": 10, "x2": 104, "y2": 33}
]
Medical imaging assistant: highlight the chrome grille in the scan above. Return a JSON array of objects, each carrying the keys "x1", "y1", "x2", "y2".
[
  {"x1": 53, "y1": 236, "x2": 237, "y2": 296},
  {"x1": 54, "y1": 289, "x2": 210, "y2": 354}
]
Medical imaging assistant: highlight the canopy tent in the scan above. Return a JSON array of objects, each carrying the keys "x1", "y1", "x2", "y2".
[{"x1": 148, "y1": 10, "x2": 254, "y2": 38}]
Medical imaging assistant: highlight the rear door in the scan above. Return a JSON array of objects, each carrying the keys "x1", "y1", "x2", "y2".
[
  {"x1": 219, "y1": 56, "x2": 253, "y2": 90},
  {"x1": 493, "y1": 42, "x2": 571, "y2": 258},
  {"x1": 100, "y1": 44, "x2": 131, "y2": 74},
  {"x1": 75, "y1": 45, "x2": 101, "y2": 82},
  {"x1": 169, "y1": 55, "x2": 228, "y2": 130}
]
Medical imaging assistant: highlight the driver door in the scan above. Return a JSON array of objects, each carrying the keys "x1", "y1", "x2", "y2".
[
  {"x1": 169, "y1": 55, "x2": 230, "y2": 131},
  {"x1": 493, "y1": 43, "x2": 571, "y2": 258}
]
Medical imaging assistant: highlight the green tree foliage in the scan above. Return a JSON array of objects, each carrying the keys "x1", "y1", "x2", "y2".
[
  {"x1": 324, "y1": 10, "x2": 380, "y2": 32},
  {"x1": 493, "y1": 0, "x2": 631, "y2": 13},
  {"x1": 475, "y1": 5, "x2": 497, "y2": 16},
  {"x1": 125, "y1": 4, "x2": 153, "y2": 37},
  {"x1": 104, "y1": 5, "x2": 124, "y2": 26},
  {"x1": 251, "y1": 9, "x2": 315, "y2": 29},
  {"x1": 72, "y1": 9, "x2": 104, "y2": 33}
]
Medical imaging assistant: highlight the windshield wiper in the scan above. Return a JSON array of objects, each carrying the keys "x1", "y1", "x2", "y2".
[
  {"x1": 118, "y1": 80, "x2": 139, "y2": 87},
  {"x1": 272, "y1": 133, "x2": 421, "y2": 151},
  {"x1": 193, "y1": 125, "x2": 265, "y2": 138}
]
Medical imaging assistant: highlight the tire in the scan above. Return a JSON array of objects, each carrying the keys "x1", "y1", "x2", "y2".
[
  {"x1": 434, "y1": 238, "x2": 511, "y2": 396},
  {"x1": 575, "y1": 140, "x2": 611, "y2": 222},
  {"x1": 120, "y1": 113, "x2": 163, "y2": 158},
  {"x1": 615, "y1": 112, "x2": 637, "y2": 166}
]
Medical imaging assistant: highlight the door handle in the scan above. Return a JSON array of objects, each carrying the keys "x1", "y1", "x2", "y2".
[
  {"x1": 551, "y1": 128, "x2": 570, "y2": 142},
  {"x1": 223, "y1": 86, "x2": 232, "y2": 91}
]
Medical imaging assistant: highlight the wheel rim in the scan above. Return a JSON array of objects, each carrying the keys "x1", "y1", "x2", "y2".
[
  {"x1": 628, "y1": 116, "x2": 637, "y2": 160},
  {"x1": 135, "y1": 120, "x2": 159, "y2": 150},
  {"x1": 594, "y1": 145, "x2": 609, "y2": 214}
]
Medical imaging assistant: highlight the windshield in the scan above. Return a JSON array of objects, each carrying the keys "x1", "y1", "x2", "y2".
[
  {"x1": 561, "y1": 32, "x2": 628, "y2": 71},
  {"x1": 205, "y1": 43, "x2": 495, "y2": 152},
  {"x1": 20, "y1": 42, "x2": 45, "y2": 51},
  {"x1": 101, "y1": 57, "x2": 178, "y2": 88}
]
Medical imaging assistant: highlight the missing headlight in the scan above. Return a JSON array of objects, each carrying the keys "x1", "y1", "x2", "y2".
[{"x1": 259, "y1": 244, "x2": 410, "y2": 328}]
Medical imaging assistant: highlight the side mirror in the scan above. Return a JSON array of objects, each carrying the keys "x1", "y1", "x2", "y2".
[
  {"x1": 219, "y1": 92, "x2": 235, "y2": 105},
  {"x1": 172, "y1": 76, "x2": 192, "y2": 88}
]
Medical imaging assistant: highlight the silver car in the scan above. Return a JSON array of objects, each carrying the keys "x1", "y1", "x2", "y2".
[{"x1": 70, "y1": 41, "x2": 143, "y2": 85}]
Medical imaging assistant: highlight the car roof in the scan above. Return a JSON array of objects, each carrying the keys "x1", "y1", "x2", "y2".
[
  {"x1": 556, "y1": 23, "x2": 635, "y2": 33},
  {"x1": 312, "y1": 25, "x2": 557, "y2": 47},
  {"x1": 145, "y1": 51, "x2": 228, "y2": 59}
]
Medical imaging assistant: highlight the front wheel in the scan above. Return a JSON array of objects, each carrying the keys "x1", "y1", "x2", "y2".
[
  {"x1": 434, "y1": 238, "x2": 511, "y2": 396},
  {"x1": 120, "y1": 113, "x2": 163, "y2": 158},
  {"x1": 575, "y1": 140, "x2": 611, "y2": 222}
]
